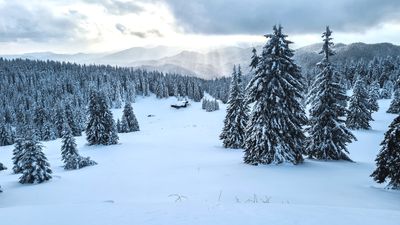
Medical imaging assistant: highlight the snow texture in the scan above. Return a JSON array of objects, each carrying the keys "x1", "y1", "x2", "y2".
[{"x1": 0, "y1": 96, "x2": 399, "y2": 225}]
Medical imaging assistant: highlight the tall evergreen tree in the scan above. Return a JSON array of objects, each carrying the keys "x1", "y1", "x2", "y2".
[
  {"x1": 0, "y1": 123, "x2": 14, "y2": 146},
  {"x1": 61, "y1": 124, "x2": 79, "y2": 164},
  {"x1": 306, "y1": 26, "x2": 355, "y2": 161},
  {"x1": 65, "y1": 103, "x2": 82, "y2": 136},
  {"x1": 371, "y1": 115, "x2": 400, "y2": 189},
  {"x1": 380, "y1": 80, "x2": 393, "y2": 99},
  {"x1": 19, "y1": 137, "x2": 52, "y2": 184},
  {"x1": 108, "y1": 120, "x2": 119, "y2": 145},
  {"x1": 368, "y1": 80, "x2": 380, "y2": 112},
  {"x1": 12, "y1": 138, "x2": 25, "y2": 174},
  {"x1": 42, "y1": 121, "x2": 57, "y2": 141},
  {"x1": 120, "y1": 102, "x2": 140, "y2": 133},
  {"x1": 346, "y1": 77, "x2": 373, "y2": 129},
  {"x1": 244, "y1": 25, "x2": 307, "y2": 165},
  {"x1": 61, "y1": 124, "x2": 96, "y2": 170},
  {"x1": 387, "y1": 79, "x2": 400, "y2": 114},
  {"x1": 220, "y1": 65, "x2": 249, "y2": 149},
  {"x1": 54, "y1": 106, "x2": 65, "y2": 138},
  {"x1": 86, "y1": 91, "x2": 119, "y2": 145},
  {"x1": 249, "y1": 48, "x2": 259, "y2": 71},
  {"x1": 32, "y1": 105, "x2": 47, "y2": 140}
]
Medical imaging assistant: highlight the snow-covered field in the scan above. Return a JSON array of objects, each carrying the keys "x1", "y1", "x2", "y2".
[{"x1": 0, "y1": 96, "x2": 399, "y2": 225}]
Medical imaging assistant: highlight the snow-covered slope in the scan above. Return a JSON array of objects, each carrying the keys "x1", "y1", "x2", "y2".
[{"x1": 0, "y1": 97, "x2": 399, "y2": 225}]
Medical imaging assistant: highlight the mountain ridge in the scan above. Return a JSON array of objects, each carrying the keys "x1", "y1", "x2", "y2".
[{"x1": 2, "y1": 42, "x2": 400, "y2": 79}]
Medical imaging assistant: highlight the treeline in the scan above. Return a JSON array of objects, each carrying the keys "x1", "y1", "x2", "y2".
[
  {"x1": 204, "y1": 48, "x2": 400, "y2": 105},
  {"x1": 0, "y1": 58, "x2": 204, "y2": 146}
]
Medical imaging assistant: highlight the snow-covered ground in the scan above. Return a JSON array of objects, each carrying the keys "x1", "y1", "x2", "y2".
[{"x1": 0, "y1": 96, "x2": 399, "y2": 225}]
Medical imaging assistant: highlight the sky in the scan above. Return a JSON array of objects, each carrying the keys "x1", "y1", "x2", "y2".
[{"x1": 1, "y1": 0, "x2": 400, "y2": 54}]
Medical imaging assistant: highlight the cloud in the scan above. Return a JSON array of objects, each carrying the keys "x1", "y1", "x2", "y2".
[
  {"x1": 130, "y1": 31, "x2": 147, "y2": 38},
  {"x1": 83, "y1": 0, "x2": 144, "y2": 15},
  {"x1": 115, "y1": 23, "x2": 163, "y2": 38},
  {"x1": 0, "y1": 2, "x2": 86, "y2": 42},
  {"x1": 163, "y1": 0, "x2": 400, "y2": 35},
  {"x1": 148, "y1": 29, "x2": 163, "y2": 37},
  {"x1": 115, "y1": 23, "x2": 127, "y2": 34}
]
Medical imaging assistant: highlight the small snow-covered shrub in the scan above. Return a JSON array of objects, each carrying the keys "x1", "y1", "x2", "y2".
[{"x1": 0, "y1": 162, "x2": 6, "y2": 171}]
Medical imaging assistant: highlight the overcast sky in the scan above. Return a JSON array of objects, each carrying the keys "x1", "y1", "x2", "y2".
[{"x1": 1, "y1": 0, "x2": 400, "y2": 54}]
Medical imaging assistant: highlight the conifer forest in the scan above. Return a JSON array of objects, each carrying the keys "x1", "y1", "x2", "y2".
[{"x1": 0, "y1": 1, "x2": 399, "y2": 225}]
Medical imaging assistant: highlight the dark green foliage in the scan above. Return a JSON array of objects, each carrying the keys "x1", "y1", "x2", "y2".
[
  {"x1": 54, "y1": 106, "x2": 65, "y2": 138},
  {"x1": 86, "y1": 91, "x2": 119, "y2": 145},
  {"x1": 387, "y1": 79, "x2": 400, "y2": 114},
  {"x1": 220, "y1": 65, "x2": 249, "y2": 149},
  {"x1": 249, "y1": 48, "x2": 259, "y2": 71},
  {"x1": 0, "y1": 123, "x2": 14, "y2": 146},
  {"x1": 120, "y1": 102, "x2": 139, "y2": 133},
  {"x1": 12, "y1": 138, "x2": 25, "y2": 174},
  {"x1": 0, "y1": 162, "x2": 6, "y2": 171},
  {"x1": 346, "y1": 78, "x2": 373, "y2": 130},
  {"x1": 116, "y1": 119, "x2": 122, "y2": 133},
  {"x1": 380, "y1": 80, "x2": 393, "y2": 99},
  {"x1": 244, "y1": 25, "x2": 307, "y2": 165},
  {"x1": 371, "y1": 115, "x2": 400, "y2": 189},
  {"x1": 65, "y1": 103, "x2": 82, "y2": 136},
  {"x1": 202, "y1": 99, "x2": 219, "y2": 112},
  {"x1": 42, "y1": 121, "x2": 57, "y2": 141},
  {"x1": 61, "y1": 124, "x2": 78, "y2": 164},
  {"x1": 19, "y1": 138, "x2": 52, "y2": 184},
  {"x1": 62, "y1": 124, "x2": 96, "y2": 170},
  {"x1": 306, "y1": 27, "x2": 355, "y2": 161},
  {"x1": 33, "y1": 105, "x2": 47, "y2": 140},
  {"x1": 368, "y1": 81, "x2": 380, "y2": 112}
]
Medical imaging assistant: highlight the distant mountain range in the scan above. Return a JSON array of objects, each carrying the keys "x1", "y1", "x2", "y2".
[
  {"x1": 294, "y1": 42, "x2": 400, "y2": 72},
  {"x1": 2, "y1": 42, "x2": 400, "y2": 79}
]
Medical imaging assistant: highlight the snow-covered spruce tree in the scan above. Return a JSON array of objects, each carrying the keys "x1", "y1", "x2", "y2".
[
  {"x1": 380, "y1": 80, "x2": 393, "y2": 99},
  {"x1": 371, "y1": 115, "x2": 400, "y2": 189},
  {"x1": 86, "y1": 91, "x2": 119, "y2": 145},
  {"x1": 108, "y1": 121, "x2": 119, "y2": 145},
  {"x1": 220, "y1": 65, "x2": 249, "y2": 149},
  {"x1": 61, "y1": 124, "x2": 96, "y2": 170},
  {"x1": 120, "y1": 116, "x2": 128, "y2": 133},
  {"x1": 19, "y1": 137, "x2": 52, "y2": 184},
  {"x1": 32, "y1": 104, "x2": 47, "y2": 140},
  {"x1": 243, "y1": 25, "x2": 307, "y2": 165},
  {"x1": 42, "y1": 121, "x2": 57, "y2": 141},
  {"x1": 213, "y1": 100, "x2": 219, "y2": 111},
  {"x1": 202, "y1": 99, "x2": 219, "y2": 112},
  {"x1": 120, "y1": 102, "x2": 140, "y2": 132},
  {"x1": 65, "y1": 103, "x2": 82, "y2": 136},
  {"x1": 305, "y1": 26, "x2": 355, "y2": 161},
  {"x1": 61, "y1": 124, "x2": 79, "y2": 165},
  {"x1": 12, "y1": 138, "x2": 25, "y2": 174},
  {"x1": 346, "y1": 77, "x2": 373, "y2": 129},
  {"x1": 0, "y1": 123, "x2": 14, "y2": 146},
  {"x1": 368, "y1": 81, "x2": 380, "y2": 112},
  {"x1": 54, "y1": 106, "x2": 65, "y2": 138},
  {"x1": 387, "y1": 80, "x2": 400, "y2": 114},
  {"x1": 249, "y1": 48, "x2": 259, "y2": 71}
]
